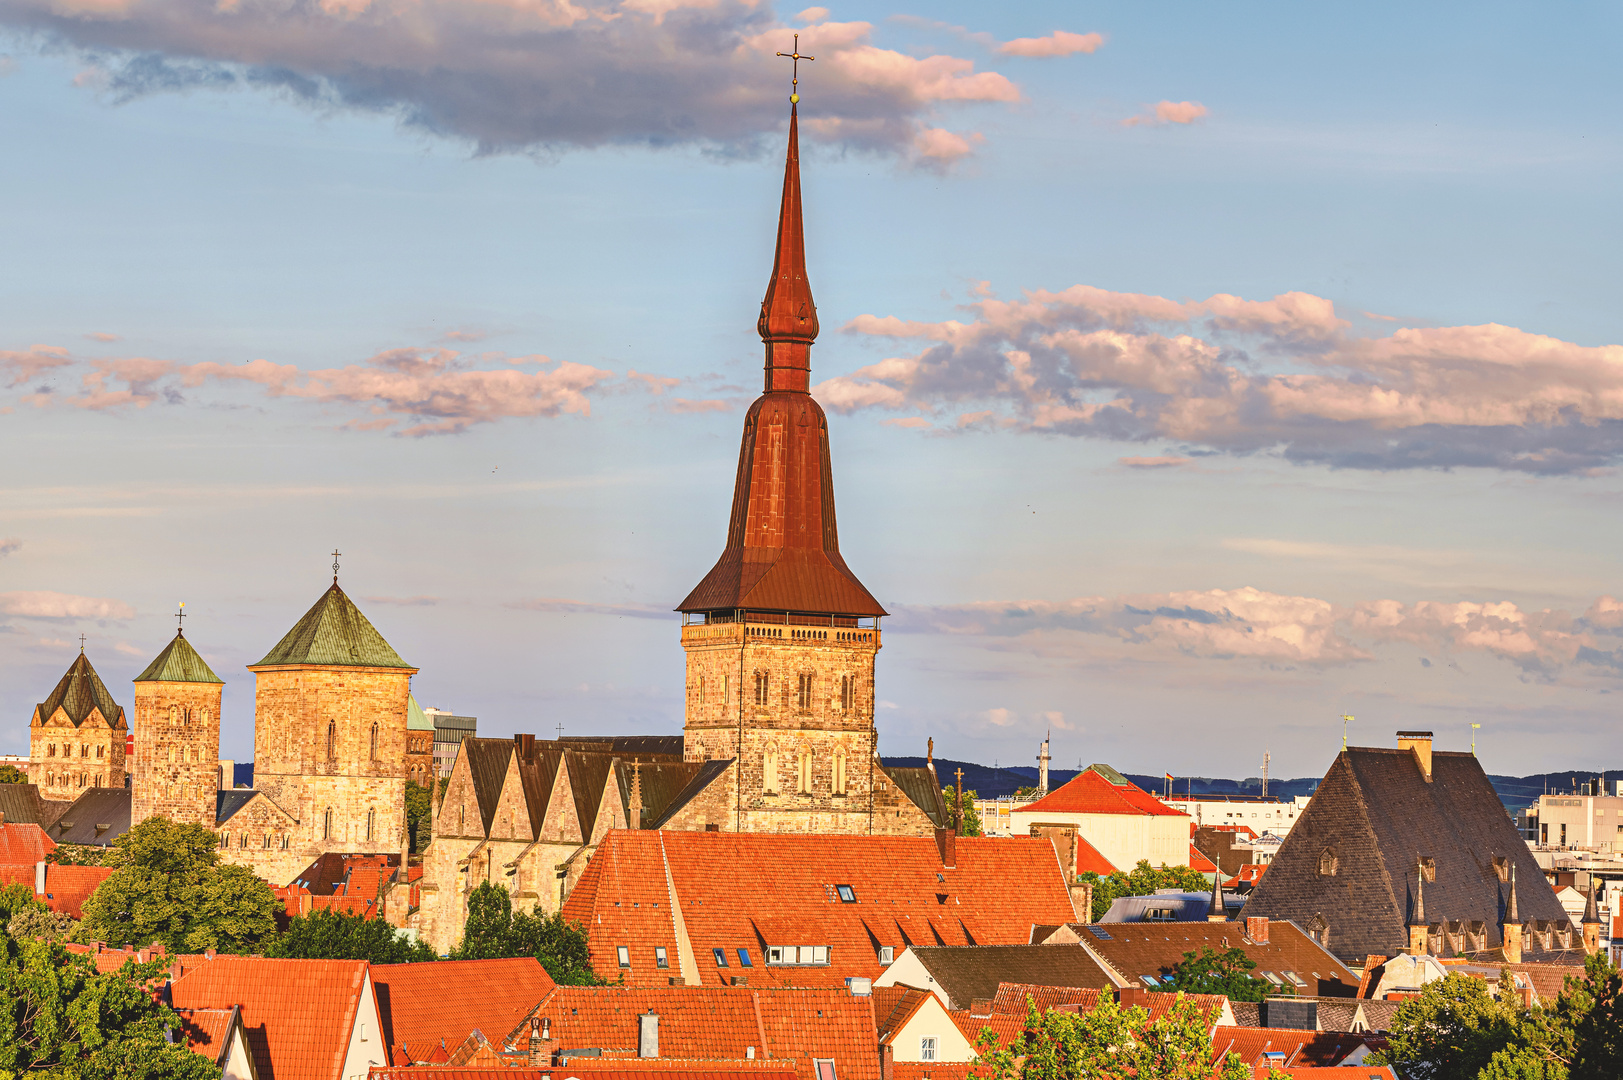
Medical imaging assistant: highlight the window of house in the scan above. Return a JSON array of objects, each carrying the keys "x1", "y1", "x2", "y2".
[
  {"x1": 797, "y1": 674, "x2": 813, "y2": 711},
  {"x1": 798, "y1": 751, "x2": 811, "y2": 794},
  {"x1": 754, "y1": 671, "x2": 769, "y2": 707},
  {"x1": 655, "y1": 947, "x2": 669, "y2": 969},
  {"x1": 836, "y1": 885, "x2": 856, "y2": 903},
  {"x1": 767, "y1": 947, "x2": 784, "y2": 964},
  {"x1": 95, "y1": 745, "x2": 103, "y2": 759},
  {"x1": 713, "y1": 947, "x2": 728, "y2": 967},
  {"x1": 366, "y1": 809, "x2": 376, "y2": 842},
  {"x1": 323, "y1": 809, "x2": 334, "y2": 840},
  {"x1": 47, "y1": 744, "x2": 55, "y2": 758},
  {"x1": 840, "y1": 675, "x2": 854, "y2": 714},
  {"x1": 878, "y1": 946, "x2": 893, "y2": 965},
  {"x1": 738, "y1": 949, "x2": 753, "y2": 967},
  {"x1": 239, "y1": 832, "x2": 248, "y2": 848},
  {"x1": 262, "y1": 833, "x2": 272, "y2": 849},
  {"x1": 920, "y1": 1038, "x2": 936, "y2": 1061},
  {"x1": 218, "y1": 833, "x2": 228, "y2": 848},
  {"x1": 617, "y1": 946, "x2": 630, "y2": 968}
]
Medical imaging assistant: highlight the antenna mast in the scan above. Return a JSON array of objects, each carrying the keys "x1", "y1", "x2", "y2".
[{"x1": 1261, "y1": 750, "x2": 1270, "y2": 799}]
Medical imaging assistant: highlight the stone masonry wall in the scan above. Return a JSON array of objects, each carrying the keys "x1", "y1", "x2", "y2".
[
  {"x1": 30, "y1": 709, "x2": 126, "y2": 801},
  {"x1": 217, "y1": 794, "x2": 307, "y2": 886},
  {"x1": 132, "y1": 681, "x2": 224, "y2": 827}
]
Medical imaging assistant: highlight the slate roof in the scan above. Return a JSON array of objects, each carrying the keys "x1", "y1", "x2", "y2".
[
  {"x1": 0, "y1": 784, "x2": 61, "y2": 827},
  {"x1": 252, "y1": 584, "x2": 414, "y2": 670},
  {"x1": 1017, "y1": 766, "x2": 1185, "y2": 818},
  {"x1": 1209, "y1": 1026, "x2": 1370, "y2": 1068},
  {"x1": 564, "y1": 831, "x2": 1079, "y2": 990},
  {"x1": 375, "y1": 958, "x2": 556, "y2": 1065},
  {"x1": 894, "y1": 946, "x2": 1114, "y2": 1009},
  {"x1": 0, "y1": 820, "x2": 56, "y2": 862},
  {"x1": 170, "y1": 957, "x2": 374, "y2": 1080},
  {"x1": 557, "y1": 736, "x2": 686, "y2": 757},
  {"x1": 1074, "y1": 920, "x2": 1358, "y2": 996},
  {"x1": 1239, "y1": 745, "x2": 1570, "y2": 963},
  {"x1": 134, "y1": 631, "x2": 224, "y2": 683},
  {"x1": 1098, "y1": 892, "x2": 1214, "y2": 923},
  {"x1": 47, "y1": 788, "x2": 132, "y2": 846},
  {"x1": 459, "y1": 739, "x2": 515, "y2": 835},
  {"x1": 216, "y1": 789, "x2": 261, "y2": 826},
  {"x1": 878, "y1": 766, "x2": 950, "y2": 830},
  {"x1": 641, "y1": 759, "x2": 734, "y2": 830},
  {"x1": 35, "y1": 652, "x2": 126, "y2": 729}
]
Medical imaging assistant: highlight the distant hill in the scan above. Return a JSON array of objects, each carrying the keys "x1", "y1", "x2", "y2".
[{"x1": 883, "y1": 756, "x2": 1619, "y2": 812}]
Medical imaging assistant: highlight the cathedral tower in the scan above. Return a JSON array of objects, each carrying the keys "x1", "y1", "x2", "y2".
[
  {"x1": 132, "y1": 617, "x2": 225, "y2": 827},
  {"x1": 677, "y1": 101, "x2": 891, "y2": 834},
  {"x1": 248, "y1": 573, "x2": 417, "y2": 852},
  {"x1": 30, "y1": 646, "x2": 127, "y2": 800}
]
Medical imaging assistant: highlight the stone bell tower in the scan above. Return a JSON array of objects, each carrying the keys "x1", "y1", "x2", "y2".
[
  {"x1": 676, "y1": 97, "x2": 889, "y2": 835},
  {"x1": 132, "y1": 607, "x2": 225, "y2": 827}
]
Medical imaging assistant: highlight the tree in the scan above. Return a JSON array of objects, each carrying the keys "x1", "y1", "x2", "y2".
[
  {"x1": 0, "y1": 883, "x2": 40, "y2": 927},
  {"x1": 941, "y1": 787, "x2": 984, "y2": 837},
  {"x1": 405, "y1": 781, "x2": 433, "y2": 854},
  {"x1": 79, "y1": 817, "x2": 278, "y2": 953},
  {"x1": 6, "y1": 906, "x2": 78, "y2": 943},
  {"x1": 0, "y1": 764, "x2": 24, "y2": 784},
  {"x1": 1163, "y1": 946, "x2": 1278, "y2": 1002},
  {"x1": 49, "y1": 842, "x2": 115, "y2": 865},
  {"x1": 453, "y1": 882, "x2": 604, "y2": 984},
  {"x1": 1078, "y1": 860, "x2": 1214, "y2": 921},
  {"x1": 270, "y1": 908, "x2": 435, "y2": 963},
  {"x1": 974, "y1": 992, "x2": 1249, "y2": 1080},
  {"x1": 0, "y1": 936, "x2": 221, "y2": 1080},
  {"x1": 1369, "y1": 971, "x2": 1520, "y2": 1080}
]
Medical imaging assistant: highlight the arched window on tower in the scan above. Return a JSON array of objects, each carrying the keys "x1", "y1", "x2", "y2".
[
  {"x1": 763, "y1": 752, "x2": 779, "y2": 793},
  {"x1": 841, "y1": 675, "x2": 855, "y2": 714},
  {"x1": 370, "y1": 723, "x2": 379, "y2": 762},
  {"x1": 754, "y1": 671, "x2": 769, "y2": 707},
  {"x1": 796, "y1": 674, "x2": 813, "y2": 711},
  {"x1": 697, "y1": 676, "x2": 706, "y2": 705},
  {"x1": 183, "y1": 708, "x2": 190, "y2": 726},
  {"x1": 834, "y1": 750, "x2": 847, "y2": 795},
  {"x1": 797, "y1": 750, "x2": 812, "y2": 794},
  {"x1": 323, "y1": 808, "x2": 334, "y2": 840},
  {"x1": 199, "y1": 708, "x2": 210, "y2": 725},
  {"x1": 327, "y1": 720, "x2": 337, "y2": 761},
  {"x1": 169, "y1": 705, "x2": 179, "y2": 726},
  {"x1": 722, "y1": 674, "x2": 730, "y2": 704},
  {"x1": 366, "y1": 809, "x2": 376, "y2": 842}
]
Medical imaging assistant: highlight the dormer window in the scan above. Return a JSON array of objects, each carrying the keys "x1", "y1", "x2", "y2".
[{"x1": 617, "y1": 946, "x2": 630, "y2": 968}]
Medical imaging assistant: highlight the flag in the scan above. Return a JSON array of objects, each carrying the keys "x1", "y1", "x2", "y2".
[{"x1": 1165, "y1": 772, "x2": 1175, "y2": 783}]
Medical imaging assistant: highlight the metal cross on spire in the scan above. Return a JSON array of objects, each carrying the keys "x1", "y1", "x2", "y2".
[
  {"x1": 331, "y1": 549, "x2": 342, "y2": 584},
  {"x1": 776, "y1": 34, "x2": 814, "y2": 104},
  {"x1": 79, "y1": 633, "x2": 86, "y2": 653},
  {"x1": 176, "y1": 602, "x2": 187, "y2": 634}
]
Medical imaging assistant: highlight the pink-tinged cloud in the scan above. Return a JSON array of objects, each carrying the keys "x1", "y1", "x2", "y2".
[
  {"x1": 668, "y1": 397, "x2": 733, "y2": 413},
  {"x1": 0, "y1": 345, "x2": 72, "y2": 387},
  {"x1": 0, "y1": 590, "x2": 136, "y2": 620},
  {"x1": 626, "y1": 369, "x2": 681, "y2": 394},
  {"x1": 891, "y1": 587, "x2": 1623, "y2": 677},
  {"x1": 819, "y1": 281, "x2": 1623, "y2": 474},
  {"x1": 507, "y1": 597, "x2": 672, "y2": 619},
  {"x1": 1118, "y1": 455, "x2": 1189, "y2": 469},
  {"x1": 0, "y1": 538, "x2": 20, "y2": 558},
  {"x1": 0, "y1": 0, "x2": 1023, "y2": 159},
  {"x1": 882, "y1": 416, "x2": 931, "y2": 429},
  {"x1": 85, "y1": 332, "x2": 119, "y2": 342},
  {"x1": 71, "y1": 357, "x2": 174, "y2": 410},
  {"x1": 996, "y1": 30, "x2": 1103, "y2": 58},
  {"x1": 912, "y1": 126, "x2": 981, "y2": 165},
  {"x1": 1123, "y1": 100, "x2": 1208, "y2": 127}
]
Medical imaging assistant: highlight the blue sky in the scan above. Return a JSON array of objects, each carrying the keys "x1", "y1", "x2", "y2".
[{"x1": 3, "y1": 2, "x2": 1622, "y2": 782}]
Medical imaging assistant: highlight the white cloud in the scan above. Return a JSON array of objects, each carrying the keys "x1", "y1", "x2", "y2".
[{"x1": 0, "y1": 591, "x2": 137, "y2": 620}]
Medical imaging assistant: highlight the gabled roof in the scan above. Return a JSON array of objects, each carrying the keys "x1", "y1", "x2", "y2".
[
  {"x1": 893, "y1": 946, "x2": 1114, "y2": 1009},
  {"x1": 1074, "y1": 920, "x2": 1358, "y2": 994},
  {"x1": 877, "y1": 765, "x2": 950, "y2": 830},
  {"x1": 1209, "y1": 1026, "x2": 1370, "y2": 1068},
  {"x1": 0, "y1": 820, "x2": 56, "y2": 862},
  {"x1": 0, "y1": 784, "x2": 59, "y2": 827},
  {"x1": 459, "y1": 740, "x2": 514, "y2": 835},
  {"x1": 1240, "y1": 745, "x2": 1569, "y2": 962},
  {"x1": 176, "y1": 1005, "x2": 249, "y2": 1071},
  {"x1": 47, "y1": 788, "x2": 132, "y2": 846},
  {"x1": 170, "y1": 957, "x2": 372, "y2": 1080},
  {"x1": 564, "y1": 751, "x2": 615, "y2": 839},
  {"x1": 0, "y1": 863, "x2": 116, "y2": 918},
  {"x1": 134, "y1": 631, "x2": 224, "y2": 684},
  {"x1": 374, "y1": 958, "x2": 555, "y2": 1066},
  {"x1": 35, "y1": 652, "x2": 126, "y2": 729},
  {"x1": 873, "y1": 987, "x2": 933, "y2": 1043},
  {"x1": 641, "y1": 759, "x2": 733, "y2": 830},
  {"x1": 252, "y1": 584, "x2": 414, "y2": 670},
  {"x1": 1017, "y1": 767, "x2": 1186, "y2": 818}
]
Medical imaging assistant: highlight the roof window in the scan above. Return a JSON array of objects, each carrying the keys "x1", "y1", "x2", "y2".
[
  {"x1": 737, "y1": 949, "x2": 753, "y2": 968},
  {"x1": 1260, "y1": 971, "x2": 1284, "y2": 986},
  {"x1": 1283, "y1": 970, "x2": 1308, "y2": 988},
  {"x1": 655, "y1": 947, "x2": 669, "y2": 969},
  {"x1": 1086, "y1": 926, "x2": 1113, "y2": 941},
  {"x1": 713, "y1": 948, "x2": 729, "y2": 967},
  {"x1": 836, "y1": 885, "x2": 856, "y2": 903},
  {"x1": 814, "y1": 1060, "x2": 836, "y2": 1080},
  {"x1": 1141, "y1": 975, "x2": 1162, "y2": 987},
  {"x1": 616, "y1": 946, "x2": 630, "y2": 968}
]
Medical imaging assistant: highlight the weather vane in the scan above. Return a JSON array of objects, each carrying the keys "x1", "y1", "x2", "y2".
[
  {"x1": 1341, "y1": 714, "x2": 1353, "y2": 750},
  {"x1": 776, "y1": 34, "x2": 814, "y2": 104},
  {"x1": 177, "y1": 602, "x2": 186, "y2": 633},
  {"x1": 331, "y1": 548, "x2": 342, "y2": 584}
]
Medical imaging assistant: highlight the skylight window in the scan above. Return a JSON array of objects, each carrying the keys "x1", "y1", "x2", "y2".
[
  {"x1": 1087, "y1": 926, "x2": 1113, "y2": 941},
  {"x1": 1284, "y1": 971, "x2": 1308, "y2": 988},
  {"x1": 738, "y1": 949, "x2": 754, "y2": 967},
  {"x1": 1141, "y1": 975, "x2": 1161, "y2": 987},
  {"x1": 713, "y1": 948, "x2": 729, "y2": 967},
  {"x1": 837, "y1": 885, "x2": 856, "y2": 903},
  {"x1": 616, "y1": 946, "x2": 630, "y2": 968},
  {"x1": 1260, "y1": 971, "x2": 1284, "y2": 986},
  {"x1": 655, "y1": 947, "x2": 669, "y2": 969}
]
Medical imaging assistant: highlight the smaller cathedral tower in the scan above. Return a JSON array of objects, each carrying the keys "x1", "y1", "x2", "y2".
[
  {"x1": 132, "y1": 607, "x2": 226, "y2": 827},
  {"x1": 30, "y1": 643, "x2": 127, "y2": 800}
]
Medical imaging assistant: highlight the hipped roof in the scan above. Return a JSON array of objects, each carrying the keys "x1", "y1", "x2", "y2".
[
  {"x1": 36, "y1": 652, "x2": 126, "y2": 728},
  {"x1": 134, "y1": 631, "x2": 224, "y2": 683},
  {"x1": 252, "y1": 583, "x2": 414, "y2": 670}
]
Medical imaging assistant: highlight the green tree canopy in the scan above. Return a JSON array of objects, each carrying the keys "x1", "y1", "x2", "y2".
[
  {"x1": 0, "y1": 763, "x2": 24, "y2": 784},
  {"x1": 270, "y1": 909, "x2": 435, "y2": 964},
  {"x1": 1162, "y1": 945, "x2": 1279, "y2": 1002},
  {"x1": 974, "y1": 992, "x2": 1249, "y2": 1080},
  {"x1": 0, "y1": 882, "x2": 40, "y2": 927},
  {"x1": 453, "y1": 882, "x2": 603, "y2": 984},
  {"x1": 6, "y1": 906, "x2": 78, "y2": 943},
  {"x1": 941, "y1": 787, "x2": 983, "y2": 837},
  {"x1": 79, "y1": 817, "x2": 278, "y2": 954},
  {"x1": 1370, "y1": 971, "x2": 1522, "y2": 1080},
  {"x1": 0, "y1": 936, "x2": 221, "y2": 1080},
  {"x1": 405, "y1": 781, "x2": 433, "y2": 854},
  {"x1": 1078, "y1": 860, "x2": 1214, "y2": 921}
]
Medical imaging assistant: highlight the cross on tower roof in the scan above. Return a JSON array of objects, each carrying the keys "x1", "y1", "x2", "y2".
[
  {"x1": 176, "y1": 602, "x2": 187, "y2": 635},
  {"x1": 79, "y1": 633, "x2": 86, "y2": 653},
  {"x1": 331, "y1": 549, "x2": 342, "y2": 584},
  {"x1": 776, "y1": 34, "x2": 814, "y2": 104}
]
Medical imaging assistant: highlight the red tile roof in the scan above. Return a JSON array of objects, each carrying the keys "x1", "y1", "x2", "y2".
[
  {"x1": 1210, "y1": 1027, "x2": 1368, "y2": 1068},
  {"x1": 1253, "y1": 1070, "x2": 1394, "y2": 1080},
  {"x1": 371, "y1": 1067, "x2": 799, "y2": 1080},
  {"x1": 0, "y1": 822, "x2": 55, "y2": 862},
  {"x1": 1070, "y1": 835, "x2": 1116, "y2": 876},
  {"x1": 564, "y1": 831, "x2": 1077, "y2": 989},
  {"x1": 170, "y1": 956, "x2": 376, "y2": 1080},
  {"x1": 987, "y1": 984, "x2": 1104, "y2": 1017},
  {"x1": 947, "y1": 1011, "x2": 1024, "y2": 1051},
  {"x1": 1189, "y1": 847, "x2": 1218, "y2": 873},
  {"x1": 177, "y1": 1006, "x2": 240, "y2": 1068},
  {"x1": 375, "y1": 958, "x2": 556, "y2": 1065},
  {"x1": 0, "y1": 863, "x2": 116, "y2": 919},
  {"x1": 890, "y1": 1066, "x2": 977, "y2": 1080},
  {"x1": 1226, "y1": 865, "x2": 1266, "y2": 886},
  {"x1": 1017, "y1": 769, "x2": 1187, "y2": 818}
]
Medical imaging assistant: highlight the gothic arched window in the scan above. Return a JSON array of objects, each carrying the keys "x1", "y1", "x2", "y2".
[
  {"x1": 169, "y1": 705, "x2": 179, "y2": 726},
  {"x1": 840, "y1": 675, "x2": 855, "y2": 714},
  {"x1": 327, "y1": 721, "x2": 337, "y2": 760},
  {"x1": 797, "y1": 750, "x2": 812, "y2": 794},
  {"x1": 834, "y1": 750, "x2": 847, "y2": 795},
  {"x1": 370, "y1": 723, "x2": 379, "y2": 762},
  {"x1": 796, "y1": 673, "x2": 814, "y2": 711},
  {"x1": 323, "y1": 808, "x2": 334, "y2": 840},
  {"x1": 753, "y1": 671, "x2": 769, "y2": 707}
]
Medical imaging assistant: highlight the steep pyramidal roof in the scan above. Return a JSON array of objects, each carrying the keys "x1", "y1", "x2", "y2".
[
  {"x1": 678, "y1": 105, "x2": 884, "y2": 618},
  {"x1": 251, "y1": 583, "x2": 414, "y2": 669},
  {"x1": 35, "y1": 651, "x2": 126, "y2": 729},
  {"x1": 134, "y1": 631, "x2": 224, "y2": 683},
  {"x1": 407, "y1": 694, "x2": 432, "y2": 731}
]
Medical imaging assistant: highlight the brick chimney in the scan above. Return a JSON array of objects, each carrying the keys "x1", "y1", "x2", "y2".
[
  {"x1": 1397, "y1": 731, "x2": 1433, "y2": 782},
  {"x1": 1246, "y1": 916, "x2": 1269, "y2": 944},
  {"x1": 935, "y1": 827, "x2": 956, "y2": 869},
  {"x1": 1117, "y1": 986, "x2": 1150, "y2": 1010}
]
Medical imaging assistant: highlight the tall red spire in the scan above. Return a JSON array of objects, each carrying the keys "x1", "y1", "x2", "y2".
[
  {"x1": 677, "y1": 104, "x2": 884, "y2": 618},
  {"x1": 757, "y1": 105, "x2": 819, "y2": 393}
]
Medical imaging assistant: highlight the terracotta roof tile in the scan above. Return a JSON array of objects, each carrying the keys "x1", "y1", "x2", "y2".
[
  {"x1": 376, "y1": 958, "x2": 556, "y2": 1066},
  {"x1": 1210, "y1": 1027, "x2": 1368, "y2": 1068},
  {"x1": 1075, "y1": 920, "x2": 1359, "y2": 996},
  {"x1": 890, "y1": 1065, "x2": 977, "y2": 1080},
  {"x1": 170, "y1": 956, "x2": 375, "y2": 1080},
  {"x1": 371, "y1": 1066, "x2": 798, "y2": 1080},
  {"x1": 0, "y1": 821, "x2": 55, "y2": 862},
  {"x1": 177, "y1": 1007, "x2": 239, "y2": 1067},
  {"x1": 1018, "y1": 770, "x2": 1186, "y2": 818},
  {"x1": 0, "y1": 863, "x2": 116, "y2": 919}
]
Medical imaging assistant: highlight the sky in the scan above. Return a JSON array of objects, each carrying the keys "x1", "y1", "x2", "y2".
[{"x1": 3, "y1": 1, "x2": 1622, "y2": 784}]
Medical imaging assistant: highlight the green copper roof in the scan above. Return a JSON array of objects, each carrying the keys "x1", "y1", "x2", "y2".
[
  {"x1": 134, "y1": 632, "x2": 224, "y2": 684},
  {"x1": 37, "y1": 652, "x2": 125, "y2": 727},
  {"x1": 407, "y1": 694, "x2": 433, "y2": 731},
  {"x1": 251, "y1": 583, "x2": 414, "y2": 670}
]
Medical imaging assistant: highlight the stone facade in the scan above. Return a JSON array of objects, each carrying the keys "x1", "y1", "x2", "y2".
[
  {"x1": 130, "y1": 679, "x2": 224, "y2": 827},
  {"x1": 406, "y1": 727, "x2": 434, "y2": 786},
  {"x1": 216, "y1": 791, "x2": 306, "y2": 883},
  {"x1": 30, "y1": 654, "x2": 128, "y2": 801}
]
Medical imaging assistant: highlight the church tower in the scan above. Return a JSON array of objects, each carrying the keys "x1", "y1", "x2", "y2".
[
  {"x1": 247, "y1": 567, "x2": 417, "y2": 853},
  {"x1": 131, "y1": 613, "x2": 225, "y2": 827},
  {"x1": 30, "y1": 645, "x2": 127, "y2": 800},
  {"x1": 677, "y1": 99, "x2": 889, "y2": 834}
]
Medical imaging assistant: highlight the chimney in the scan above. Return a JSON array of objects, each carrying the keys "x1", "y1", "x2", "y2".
[
  {"x1": 1246, "y1": 917, "x2": 1270, "y2": 944},
  {"x1": 935, "y1": 827, "x2": 956, "y2": 869},
  {"x1": 515, "y1": 733, "x2": 536, "y2": 762},
  {"x1": 528, "y1": 1017, "x2": 548, "y2": 1066},
  {"x1": 34, "y1": 860, "x2": 46, "y2": 896},
  {"x1": 879, "y1": 1043, "x2": 892, "y2": 1080},
  {"x1": 1397, "y1": 731, "x2": 1433, "y2": 782},
  {"x1": 1067, "y1": 879, "x2": 1094, "y2": 925},
  {"x1": 637, "y1": 1012, "x2": 659, "y2": 1058},
  {"x1": 1116, "y1": 987, "x2": 1150, "y2": 1010}
]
